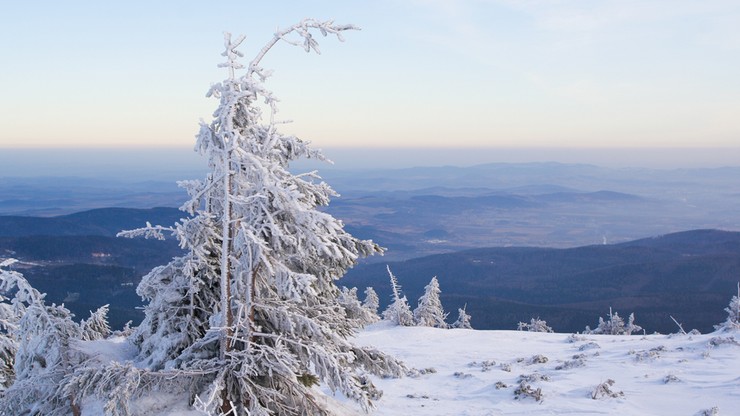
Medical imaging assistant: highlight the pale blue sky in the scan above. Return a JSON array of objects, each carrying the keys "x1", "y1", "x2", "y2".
[{"x1": 1, "y1": 0, "x2": 739, "y2": 151}]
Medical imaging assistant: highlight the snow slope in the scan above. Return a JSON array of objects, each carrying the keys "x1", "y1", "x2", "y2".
[
  {"x1": 351, "y1": 323, "x2": 740, "y2": 416},
  {"x1": 78, "y1": 323, "x2": 739, "y2": 415}
]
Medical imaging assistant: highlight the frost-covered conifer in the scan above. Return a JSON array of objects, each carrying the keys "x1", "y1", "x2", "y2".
[
  {"x1": 80, "y1": 304, "x2": 112, "y2": 341},
  {"x1": 0, "y1": 259, "x2": 83, "y2": 415},
  {"x1": 362, "y1": 287, "x2": 381, "y2": 323},
  {"x1": 517, "y1": 317, "x2": 553, "y2": 333},
  {"x1": 104, "y1": 19, "x2": 404, "y2": 415},
  {"x1": 413, "y1": 276, "x2": 448, "y2": 328},
  {"x1": 338, "y1": 286, "x2": 376, "y2": 326},
  {"x1": 714, "y1": 283, "x2": 740, "y2": 332},
  {"x1": 0, "y1": 293, "x2": 17, "y2": 391},
  {"x1": 451, "y1": 304, "x2": 473, "y2": 329},
  {"x1": 585, "y1": 308, "x2": 642, "y2": 335},
  {"x1": 381, "y1": 266, "x2": 414, "y2": 326}
]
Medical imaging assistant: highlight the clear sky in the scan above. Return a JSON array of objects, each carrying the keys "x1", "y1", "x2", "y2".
[{"x1": 1, "y1": 0, "x2": 739, "y2": 152}]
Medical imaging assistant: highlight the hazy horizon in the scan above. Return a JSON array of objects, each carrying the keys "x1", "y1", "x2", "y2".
[{"x1": 1, "y1": 146, "x2": 739, "y2": 181}]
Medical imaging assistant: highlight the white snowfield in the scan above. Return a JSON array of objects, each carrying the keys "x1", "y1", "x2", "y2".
[
  {"x1": 350, "y1": 323, "x2": 740, "y2": 416},
  {"x1": 81, "y1": 323, "x2": 740, "y2": 415}
]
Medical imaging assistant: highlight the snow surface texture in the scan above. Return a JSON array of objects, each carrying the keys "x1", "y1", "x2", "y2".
[
  {"x1": 349, "y1": 323, "x2": 740, "y2": 416},
  {"x1": 79, "y1": 324, "x2": 740, "y2": 415}
]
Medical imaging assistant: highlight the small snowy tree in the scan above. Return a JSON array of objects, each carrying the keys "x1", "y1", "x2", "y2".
[
  {"x1": 585, "y1": 308, "x2": 642, "y2": 335},
  {"x1": 517, "y1": 317, "x2": 553, "y2": 333},
  {"x1": 0, "y1": 259, "x2": 84, "y2": 416},
  {"x1": 451, "y1": 304, "x2": 473, "y2": 329},
  {"x1": 338, "y1": 286, "x2": 376, "y2": 326},
  {"x1": 96, "y1": 20, "x2": 404, "y2": 415},
  {"x1": 79, "y1": 304, "x2": 112, "y2": 341},
  {"x1": 381, "y1": 266, "x2": 414, "y2": 326},
  {"x1": 362, "y1": 287, "x2": 381, "y2": 323},
  {"x1": 413, "y1": 276, "x2": 448, "y2": 328},
  {"x1": 715, "y1": 282, "x2": 740, "y2": 332}
]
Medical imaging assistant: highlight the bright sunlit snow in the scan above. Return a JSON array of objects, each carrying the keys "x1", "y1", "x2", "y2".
[
  {"x1": 69, "y1": 321, "x2": 740, "y2": 415},
  {"x1": 348, "y1": 323, "x2": 740, "y2": 416}
]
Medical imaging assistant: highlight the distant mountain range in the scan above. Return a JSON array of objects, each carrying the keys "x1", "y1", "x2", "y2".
[
  {"x1": 342, "y1": 229, "x2": 740, "y2": 334},
  {"x1": 1, "y1": 207, "x2": 738, "y2": 334},
  {"x1": 3, "y1": 162, "x2": 740, "y2": 258}
]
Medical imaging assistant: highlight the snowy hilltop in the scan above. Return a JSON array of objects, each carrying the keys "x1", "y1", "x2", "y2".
[{"x1": 34, "y1": 323, "x2": 740, "y2": 415}]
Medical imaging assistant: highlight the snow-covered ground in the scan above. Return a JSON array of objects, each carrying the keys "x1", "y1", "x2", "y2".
[
  {"x1": 78, "y1": 323, "x2": 740, "y2": 415},
  {"x1": 349, "y1": 323, "x2": 740, "y2": 416}
]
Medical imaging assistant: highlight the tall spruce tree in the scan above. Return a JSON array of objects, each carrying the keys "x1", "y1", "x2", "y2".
[{"x1": 114, "y1": 19, "x2": 404, "y2": 415}]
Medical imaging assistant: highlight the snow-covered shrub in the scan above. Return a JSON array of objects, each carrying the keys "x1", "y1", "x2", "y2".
[
  {"x1": 382, "y1": 266, "x2": 414, "y2": 326},
  {"x1": 566, "y1": 333, "x2": 588, "y2": 343},
  {"x1": 451, "y1": 304, "x2": 473, "y2": 329},
  {"x1": 514, "y1": 375, "x2": 546, "y2": 402},
  {"x1": 631, "y1": 345, "x2": 666, "y2": 362},
  {"x1": 714, "y1": 283, "x2": 740, "y2": 332},
  {"x1": 585, "y1": 308, "x2": 642, "y2": 335},
  {"x1": 664, "y1": 374, "x2": 680, "y2": 384},
  {"x1": 517, "y1": 317, "x2": 553, "y2": 333},
  {"x1": 406, "y1": 367, "x2": 437, "y2": 378},
  {"x1": 555, "y1": 357, "x2": 586, "y2": 370},
  {"x1": 413, "y1": 276, "x2": 448, "y2": 328},
  {"x1": 695, "y1": 406, "x2": 720, "y2": 416},
  {"x1": 708, "y1": 336, "x2": 739, "y2": 347},
  {"x1": 591, "y1": 379, "x2": 624, "y2": 399},
  {"x1": 529, "y1": 354, "x2": 548, "y2": 364},
  {"x1": 579, "y1": 342, "x2": 601, "y2": 351},
  {"x1": 468, "y1": 360, "x2": 496, "y2": 372}
]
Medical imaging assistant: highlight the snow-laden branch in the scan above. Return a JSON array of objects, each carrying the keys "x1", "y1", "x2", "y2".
[
  {"x1": 247, "y1": 19, "x2": 359, "y2": 79},
  {"x1": 116, "y1": 222, "x2": 177, "y2": 241}
]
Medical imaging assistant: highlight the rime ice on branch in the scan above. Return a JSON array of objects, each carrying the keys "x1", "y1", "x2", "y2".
[{"x1": 115, "y1": 19, "x2": 404, "y2": 415}]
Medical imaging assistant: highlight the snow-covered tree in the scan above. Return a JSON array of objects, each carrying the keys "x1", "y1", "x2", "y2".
[
  {"x1": 381, "y1": 266, "x2": 414, "y2": 326},
  {"x1": 362, "y1": 287, "x2": 381, "y2": 323},
  {"x1": 80, "y1": 304, "x2": 112, "y2": 341},
  {"x1": 413, "y1": 276, "x2": 448, "y2": 328},
  {"x1": 451, "y1": 304, "x2": 473, "y2": 329},
  {"x1": 517, "y1": 317, "x2": 553, "y2": 333},
  {"x1": 715, "y1": 282, "x2": 740, "y2": 332},
  {"x1": 338, "y1": 286, "x2": 376, "y2": 326},
  {"x1": 99, "y1": 19, "x2": 404, "y2": 415},
  {"x1": 0, "y1": 259, "x2": 84, "y2": 415},
  {"x1": 0, "y1": 265, "x2": 18, "y2": 391},
  {"x1": 585, "y1": 308, "x2": 642, "y2": 335}
]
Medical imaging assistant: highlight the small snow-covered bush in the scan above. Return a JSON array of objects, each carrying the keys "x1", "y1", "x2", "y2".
[
  {"x1": 591, "y1": 379, "x2": 624, "y2": 399},
  {"x1": 517, "y1": 317, "x2": 553, "y2": 333},
  {"x1": 695, "y1": 406, "x2": 720, "y2": 416},
  {"x1": 585, "y1": 308, "x2": 642, "y2": 335}
]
